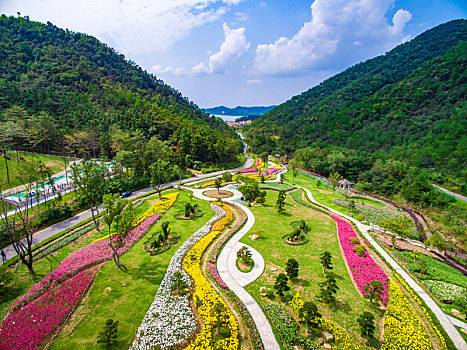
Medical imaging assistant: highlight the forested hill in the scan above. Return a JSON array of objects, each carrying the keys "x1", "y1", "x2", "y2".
[
  {"x1": 245, "y1": 19, "x2": 467, "y2": 179},
  {"x1": 0, "y1": 15, "x2": 243, "y2": 165}
]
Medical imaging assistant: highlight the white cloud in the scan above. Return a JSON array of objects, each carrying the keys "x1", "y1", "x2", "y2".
[
  {"x1": 254, "y1": 0, "x2": 412, "y2": 75},
  {"x1": 151, "y1": 64, "x2": 188, "y2": 76},
  {"x1": 192, "y1": 23, "x2": 250, "y2": 74},
  {"x1": 246, "y1": 79, "x2": 263, "y2": 84},
  {"x1": 2, "y1": 0, "x2": 242, "y2": 55}
]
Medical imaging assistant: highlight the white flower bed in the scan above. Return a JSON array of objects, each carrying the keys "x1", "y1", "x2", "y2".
[
  {"x1": 130, "y1": 204, "x2": 225, "y2": 350},
  {"x1": 425, "y1": 279, "x2": 466, "y2": 302}
]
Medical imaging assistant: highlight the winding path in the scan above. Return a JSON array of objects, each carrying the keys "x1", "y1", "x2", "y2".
[
  {"x1": 187, "y1": 186, "x2": 280, "y2": 350},
  {"x1": 296, "y1": 185, "x2": 467, "y2": 350}
]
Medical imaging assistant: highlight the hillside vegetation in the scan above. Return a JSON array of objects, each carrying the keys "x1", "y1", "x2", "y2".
[
  {"x1": 0, "y1": 15, "x2": 243, "y2": 168},
  {"x1": 245, "y1": 19, "x2": 466, "y2": 189}
]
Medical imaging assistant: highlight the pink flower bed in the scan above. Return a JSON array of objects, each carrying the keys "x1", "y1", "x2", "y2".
[
  {"x1": 331, "y1": 215, "x2": 389, "y2": 303},
  {"x1": 239, "y1": 159, "x2": 262, "y2": 173},
  {"x1": 207, "y1": 262, "x2": 228, "y2": 288},
  {"x1": 14, "y1": 213, "x2": 162, "y2": 309},
  {"x1": 0, "y1": 266, "x2": 99, "y2": 350}
]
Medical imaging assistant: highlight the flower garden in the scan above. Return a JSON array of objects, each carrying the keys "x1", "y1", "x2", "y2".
[
  {"x1": 332, "y1": 215, "x2": 389, "y2": 303},
  {"x1": 0, "y1": 192, "x2": 179, "y2": 349},
  {"x1": 0, "y1": 165, "x2": 462, "y2": 350},
  {"x1": 382, "y1": 280, "x2": 433, "y2": 349}
]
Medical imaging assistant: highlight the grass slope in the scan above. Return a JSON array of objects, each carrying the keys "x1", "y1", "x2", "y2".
[
  {"x1": 0, "y1": 152, "x2": 66, "y2": 190},
  {"x1": 242, "y1": 189, "x2": 383, "y2": 348}
]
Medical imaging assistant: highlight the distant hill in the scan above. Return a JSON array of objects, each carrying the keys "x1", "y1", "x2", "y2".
[
  {"x1": 0, "y1": 15, "x2": 243, "y2": 166},
  {"x1": 245, "y1": 19, "x2": 467, "y2": 181},
  {"x1": 205, "y1": 105, "x2": 276, "y2": 117}
]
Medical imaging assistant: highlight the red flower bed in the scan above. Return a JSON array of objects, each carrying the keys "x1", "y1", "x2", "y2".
[
  {"x1": 0, "y1": 266, "x2": 99, "y2": 350},
  {"x1": 331, "y1": 215, "x2": 388, "y2": 303},
  {"x1": 14, "y1": 213, "x2": 162, "y2": 309}
]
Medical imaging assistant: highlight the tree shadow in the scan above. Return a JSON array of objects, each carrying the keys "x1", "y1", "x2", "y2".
[
  {"x1": 280, "y1": 212, "x2": 292, "y2": 217},
  {"x1": 331, "y1": 300, "x2": 351, "y2": 313},
  {"x1": 130, "y1": 262, "x2": 161, "y2": 285},
  {"x1": 117, "y1": 264, "x2": 128, "y2": 273},
  {"x1": 294, "y1": 278, "x2": 310, "y2": 287},
  {"x1": 366, "y1": 336, "x2": 380, "y2": 349}
]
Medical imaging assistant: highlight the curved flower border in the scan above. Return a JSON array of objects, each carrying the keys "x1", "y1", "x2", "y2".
[{"x1": 130, "y1": 204, "x2": 226, "y2": 350}]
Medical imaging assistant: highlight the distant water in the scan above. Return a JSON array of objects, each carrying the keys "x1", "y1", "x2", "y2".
[{"x1": 212, "y1": 114, "x2": 243, "y2": 122}]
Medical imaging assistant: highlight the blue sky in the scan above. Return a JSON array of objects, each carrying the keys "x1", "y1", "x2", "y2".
[{"x1": 2, "y1": 0, "x2": 466, "y2": 108}]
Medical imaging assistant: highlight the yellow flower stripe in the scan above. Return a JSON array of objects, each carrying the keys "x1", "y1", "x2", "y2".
[
  {"x1": 382, "y1": 280, "x2": 433, "y2": 350},
  {"x1": 257, "y1": 159, "x2": 264, "y2": 170},
  {"x1": 394, "y1": 274, "x2": 448, "y2": 349},
  {"x1": 184, "y1": 204, "x2": 239, "y2": 350},
  {"x1": 200, "y1": 180, "x2": 226, "y2": 188},
  {"x1": 288, "y1": 292, "x2": 364, "y2": 350},
  {"x1": 92, "y1": 192, "x2": 179, "y2": 243}
]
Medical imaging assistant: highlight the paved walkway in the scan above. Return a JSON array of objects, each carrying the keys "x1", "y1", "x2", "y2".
[
  {"x1": 1, "y1": 155, "x2": 254, "y2": 264},
  {"x1": 189, "y1": 186, "x2": 280, "y2": 350},
  {"x1": 297, "y1": 186, "x2": 467, "y2": 350}
]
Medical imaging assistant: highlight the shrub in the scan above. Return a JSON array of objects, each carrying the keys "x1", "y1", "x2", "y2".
[
  {"x1": 349, "y1": 237, "x2": 360, "y2": 245},
  {"x1": 353, "y1": 244, "x2": 366, "y2": 257}
]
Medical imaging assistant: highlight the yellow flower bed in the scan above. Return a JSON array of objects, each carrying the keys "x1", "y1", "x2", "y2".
[
  {"x1": 131, "y1": 192, "x2": 179, "y2": 227},
  {"x1": 394, "y1": 274, "x2": 448, "y2": 349},
  {"x1": 92, "y1": 192, "x2": 179, "y2": 243},
  {"x1": 382, "y1": 280, "x2": 433, "y2": 350},
  {"x1": 248, "y1": 174, "x2": 272, "y2": 180},
  {"x1": 201, "y1": 180, "x2": 226, "y2": 189},
  {"x1": 288, "y1": 293, "x2": 363, "y2": 350},
  {"x1": 184, "y1": 204, "x2": 239, "y2": 350}
]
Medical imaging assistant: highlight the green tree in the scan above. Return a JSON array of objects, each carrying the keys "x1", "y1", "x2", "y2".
[
  {"x1": 280, "y1": 173, "x2": 285, "y2": 184},
  {"x1": 274, "y1": 273, "x2": 290, "y2": 297},
  {"x1": 237, "y1": 246, "x2": 252, "y2": 264},
  {"x1": 299, "y1": 301, "x2": 322, "y2": 336},
  {"x1": 285, "y1": 258, "x2": 299, "y2": 280},
  {"x1": 103, "y1": 194, "x2": 126, "y2": 267},
  {"x1": 320, "y1": 251, "x2": 333, "y2": 274},
  {"x1": 214, "y1": 177, "x2": 223, "y2": 194},
  {"x1": 328, "y1": 172, "x2": 343, "y2": 193},
  {"x1": 238, "y1": 179, "x2": 260, "y2": 202},
  {"x1": 171, "y1": 271, "x2": 189, "y2": 296},
  {"x1": 276, "y1": 190, "x2": 286, "y2": 213},
  {"x1": 318, "y1": 272, "x2": 339, "y2": 303},
  {"x1": 260, "y1": 151, "x2": 269, "y2": 165},
  {"x1": 150, "y1": 159, "x2": 175, "y2": 200},
  {"x1": 222, "y1": 171, "x2": 232, "y2": 183},
  {"x1": 97, "y1": 319, "x2": 119, "y2": 346},
  {"x1": 363, "y1": 280, "x2": 384, "y2": 307},
  {"x1": 357, "y1": 312, "x2": 375, "y2": 340},
  {"x1": 79, "y1": 161, "x2": 107, "y2": 232},
  {"x1": 291, "y1": 164, "x2": 298, "y2": 181}
]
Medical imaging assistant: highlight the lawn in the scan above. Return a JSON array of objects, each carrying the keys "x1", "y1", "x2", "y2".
[
  {"x1": 241, "y1": 189, "x2": 384, "y2": 348},
  {"x1": 1, "y1": 151, "x2": 66, "y2": 190},
  {"x1": 49, "y1": 189, "x2": 215, "y2": 349}
]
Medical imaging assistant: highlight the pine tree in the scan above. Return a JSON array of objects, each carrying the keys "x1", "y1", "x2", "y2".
[
  {"x1": 276, "y1": 190, "x2": 286, "y2": 213},
  {"x1": 274, "y1": 273, "x2": 290, "y2": 297},
  {"x1": 320, "y1": 251, "x2": 333, "y2": 274},
  {"x1": 97, "y1": 319, "x2": 119, "y2": 346},
  {"x1": 299, "y1": 301, "x2": 322, "y2": 335},
  {"x1": 318, "y1": 272, "x2": 339, "y2": 303},
  {"x1": 357, "y1": 311, "x2": 375, "y2": 340},
  {"x1": 285, "y1": 258, "x2": 299, "y2": 280}
]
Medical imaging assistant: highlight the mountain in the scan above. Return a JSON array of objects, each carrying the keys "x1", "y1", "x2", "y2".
[
  {"x1": 245, "y1": 19, "x2": 467, "y2": 181},
  {"x1": 0, "y1": 15, "x2": 243, "y2": 166},
  {"x1": 205, "y1": 105, "x2": 276, "y2": 117}
]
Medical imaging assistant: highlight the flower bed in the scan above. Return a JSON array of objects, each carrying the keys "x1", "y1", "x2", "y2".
[
  {"x1": 332, "y1": 215, "x2": 389, "y2": 303},
  {"x1": 394, "y1": 274, "x2": 449, "y2": 349},
  {"x1": 288, "y1": 293, "x2": 363, "y2": 350},
  {"x1": 381, "y1": 280, "x2": 433, "y2": 350},
  {"x1": 240, "y1": 159, "x2": 264, "y2": 173},
  {"x1": 332, "y1": 198, "x2": 418, "y2": 239},
  {"x1": 184, "y1": 203, "x2": 239, "y2": 350},
  {"x1": 204, "y1": 203, "x2": 264, "y2": 350},
  {"x1": 13, "y1": 193, "x2": 179, "y2": 310},
  {"x1": 130, "y1": 204, "x2": 225, "y2": 350},
  {"x1": 0, "y1": 266, "x2": 99, "y2": 350},
  {"x1": 425, "y1": 280, "x2": 466, "y2": 302},
  {"x1": 264, "y1": 303, "x2": 321, "y2": 350},
  {"x1": 33, "y1": 223, "x2": 94, "y2": 261}
]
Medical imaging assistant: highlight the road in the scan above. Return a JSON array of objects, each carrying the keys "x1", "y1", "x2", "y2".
[
  {"x1": 1, "y1": 155, "x2": 253, "y2": 263},
  {"x1": 432, "y1": 184, "x2": 467, "y2": 203}
]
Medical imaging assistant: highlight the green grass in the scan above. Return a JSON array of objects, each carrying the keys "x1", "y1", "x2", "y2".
[
  {"x1": 258, "y1": 182, "x2": 295, "y2": 192},
  {"x1": 242, "y1": 189, "x2": 382, "y2": 348},
  {"x1": 1, "y1": 152, "x2": 66, "y2": 190},
  {"x1": 50, "y1": 190, "x2": 214, "y2": 349}
]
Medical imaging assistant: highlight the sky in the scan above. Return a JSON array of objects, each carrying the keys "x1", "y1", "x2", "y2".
[{"x1": 1, "y1": 0, "x2": 466, "y2": 108}]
